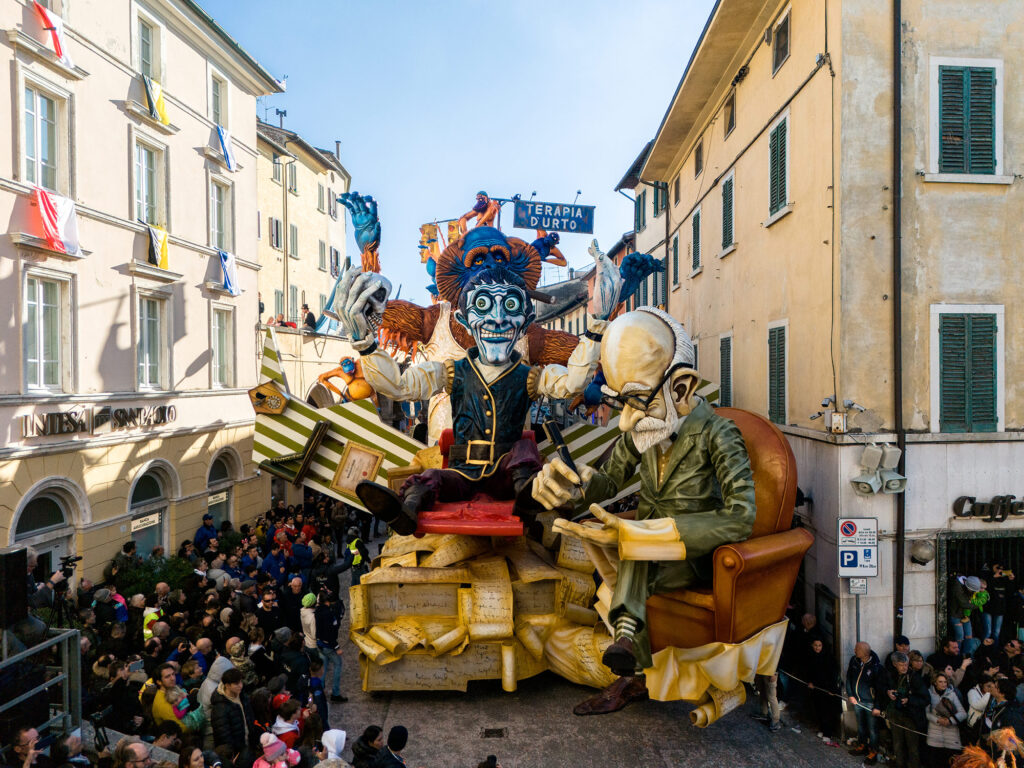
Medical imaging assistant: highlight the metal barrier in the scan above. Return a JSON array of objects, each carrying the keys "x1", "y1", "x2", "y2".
[{"x1": 0, "y1": 628, "x2": 82, "y2": 738}]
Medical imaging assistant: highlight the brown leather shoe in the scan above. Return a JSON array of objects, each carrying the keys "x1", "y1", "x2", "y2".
[
  {"x1": 573, "y1": 675, "x2": 649, "y2": 716},
  {"x1": 601, "y1": 636, "x2": 638, "y2": 676}
]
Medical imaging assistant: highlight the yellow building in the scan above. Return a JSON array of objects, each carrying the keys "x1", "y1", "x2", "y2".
[
  {"x1": 0, "y1": 0, "x2": 283, "y2": 581},
  {"x1": 256, "y1": 120, "x2": 350, "y2": 326},
  {"x1": 623, "y1": 0, "x2": 1023, "y2": 656}
]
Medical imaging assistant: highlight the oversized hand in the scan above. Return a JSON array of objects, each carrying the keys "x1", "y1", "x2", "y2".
[
  {"x1": 339, "y1": 192, "x2": 381, "y2": 254},
  {"x1": 531, "y1": 457, "x2": 595, "y2": 510},
  {"x1": 332, "y1": 266, "x2": 392, "y2": 342},
  {"x1": 587, "y1": 239, "x2": 622, "y2": 321},
  {"x1": 552, "y1": 503, "x2": 621, "y2": 546}
]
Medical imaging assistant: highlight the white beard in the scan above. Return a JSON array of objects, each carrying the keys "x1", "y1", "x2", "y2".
[{"x1": 630, "y1": 415, "x2": 677, "y2": 454}]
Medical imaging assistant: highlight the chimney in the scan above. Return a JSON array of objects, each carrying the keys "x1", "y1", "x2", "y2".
[{"x1": 334, "y1": 141, "x2": 341, "y2": 160}]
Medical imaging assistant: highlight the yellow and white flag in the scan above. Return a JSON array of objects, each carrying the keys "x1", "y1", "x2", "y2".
[{"x1": 146, "y1": 224, "x2": 168, "y2": 269}]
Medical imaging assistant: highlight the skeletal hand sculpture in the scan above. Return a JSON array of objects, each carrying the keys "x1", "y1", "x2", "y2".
[{"x1": 332, "y1": 266, "x2": 392, "y2": 344}]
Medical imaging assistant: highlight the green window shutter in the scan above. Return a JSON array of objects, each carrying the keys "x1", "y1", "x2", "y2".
[
  {"x1": 660, "y1": 262, "x2": 667, "y2": 304},
  {"x1": 719, "y1": 337, "x2": 732, "y2": 407},
  {"x1": 722, "y1": 177, "x2": 734, "y2": 248},
  {"x1": 940, "y1": 313, "x2": 997, "y2": 432},
  {"x1": 968, "y1": 68, "x2": 996, "y2": 174},
  {"x1": 939, "y1": 314, "x2": 969, "y2": 432},
  {"x1": 769, "y1": 120, "x2": 787, "y2": 215},
  {"x1": 691, "y1": 211, "x2": 701, "y2": 270},
  {"x1": 968, "y1": 314, "x2": 997, "y2": 431},
  {"x1": 641, "y1": 276, "x2": 648, "y2": 306},
  {"x1": 672, "y1": 236, "x2": 679, "y2": 284},
  {"x1": 768, "y1": 326, "x2": 786, "y2": 423},
  {"x1": 939, "y1": 66, "x2": 997, "y2": 174},
  {"x1": 939, "y1": 67, "x2": 967, "y2": 173}
]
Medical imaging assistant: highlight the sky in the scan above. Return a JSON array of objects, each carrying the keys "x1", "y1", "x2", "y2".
[{"x1": 202, "y1": 0, "x2": 717, "y2": 304}]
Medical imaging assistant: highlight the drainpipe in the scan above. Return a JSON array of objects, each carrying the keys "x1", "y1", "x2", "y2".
[{"x1": 892, "y1": 0, "x2": 906, "y2": 641}]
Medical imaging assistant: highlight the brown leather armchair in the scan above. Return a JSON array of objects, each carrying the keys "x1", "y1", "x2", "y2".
[{"x1": 646, "y1": 407, "x2": 813, "y2": 651}]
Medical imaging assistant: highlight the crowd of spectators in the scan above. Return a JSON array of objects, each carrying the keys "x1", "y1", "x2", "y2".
[
  {"x1": 766, "y1": 566, "x2": 1024, "y2": 768},
  {"x1": 1, "y1": 494, "x2": 439, "y2": 768}
]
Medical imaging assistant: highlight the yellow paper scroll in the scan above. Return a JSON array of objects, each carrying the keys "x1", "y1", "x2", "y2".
[
  {"x1": 467, "y1": 558, "x2": 515, "y2": 641},
  {"x1": 421, "y1": 535, "x2": 491, "y2": 568},
  {"x1": 690, "y1": 684, "x2": 747, "y2": 728}
]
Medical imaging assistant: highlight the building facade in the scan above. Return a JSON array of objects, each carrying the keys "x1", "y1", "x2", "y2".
[
  {"x1": 627, "y1": 0, "x2": 1023, "y2": 658},
  {"x1": 0, "y1": 0, "x2": 282, "y2": 582},
  {"x1": 255, "y1": 120, "x2": 349, "y2": 326}
]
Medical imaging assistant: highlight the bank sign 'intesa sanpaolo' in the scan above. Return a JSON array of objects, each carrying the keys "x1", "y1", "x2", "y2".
[{"x1": 513, "y1": 200, "x2": 595, "y2": 234}]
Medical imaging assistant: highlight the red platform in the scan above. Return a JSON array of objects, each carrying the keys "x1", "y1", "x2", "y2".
[{"x1": 412, "y1": 429, "x2": 532, "y2": 537}]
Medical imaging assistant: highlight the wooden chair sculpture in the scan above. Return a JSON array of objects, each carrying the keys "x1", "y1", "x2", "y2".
[{"x1": 645, "y1": 407, "x2": 813, "y2": 651}]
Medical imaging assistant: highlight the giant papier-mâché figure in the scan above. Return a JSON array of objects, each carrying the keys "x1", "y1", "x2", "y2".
[
  {"x1": 532, "y1": 307, "x2": 757, "y2": 714},
  {"x1": 332, "y1": 191, "x2": 640, "y2": 445},
  {"x1": 331, "y1": 223, "x2": 622, "y2": 536}
]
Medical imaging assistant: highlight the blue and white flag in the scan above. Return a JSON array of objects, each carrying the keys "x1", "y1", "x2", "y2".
[
  {"x1": 216, "y1": 125, "x2": 237, "y2": 171},
  {"x1": 218, "y1": 250, "x2": 241, "y2": 296}
]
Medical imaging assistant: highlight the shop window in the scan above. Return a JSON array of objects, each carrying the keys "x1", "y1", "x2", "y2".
[
  {"x1": 130, "y1": 470, "x2": 166, "y2": 556},
  {"x1": 207, "y1": 456, "x2": 232, "y2": 528}
]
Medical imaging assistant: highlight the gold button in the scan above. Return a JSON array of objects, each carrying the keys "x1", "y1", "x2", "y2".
[
  {"x1": 485, "y1": 428, "x2": 491, "y2": 435},
  {"x1": 486, "y1": 410, "x2": 492, "y2": 416}
]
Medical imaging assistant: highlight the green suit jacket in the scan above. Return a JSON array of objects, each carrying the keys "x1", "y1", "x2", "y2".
[{"x1": 584, "y1": 399, "x2": 756, "y2": 582}]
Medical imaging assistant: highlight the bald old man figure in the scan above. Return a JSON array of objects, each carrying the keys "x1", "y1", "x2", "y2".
[{"x1": 533, "y1": 307, "x2": 756, "y2": 714}]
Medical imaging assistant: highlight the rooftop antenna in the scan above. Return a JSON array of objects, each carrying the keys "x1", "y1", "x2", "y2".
[{"x1": 276, "y1": 108, "x2": 287, "y2": 128}]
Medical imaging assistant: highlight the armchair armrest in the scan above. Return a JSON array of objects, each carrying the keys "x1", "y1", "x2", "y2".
[{"x1": 711, "y1": 527, "x2": 814, "y2": 643}]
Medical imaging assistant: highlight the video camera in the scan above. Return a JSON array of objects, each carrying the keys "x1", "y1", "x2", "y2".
[{"x1": 54, "y1": 555, "x2": 82, "y2": 592}]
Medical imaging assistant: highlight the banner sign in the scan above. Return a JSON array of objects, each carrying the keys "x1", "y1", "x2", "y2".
[
  {"x1": 513, "y1": 200, "x2": 594, "y2": 234},
  {"x1": 131, "y1": 513, "x2": 161, "y2": 532}
]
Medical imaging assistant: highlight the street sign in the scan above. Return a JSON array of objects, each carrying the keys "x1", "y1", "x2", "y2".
[
  {"x1": 513, "y1": 200, "x2": 595, "y2": 234},
  {"x1": 849, "y1": 578, "x2": 868, "y2": 595},
  {"x1": 131, "y1": 512, "x2": 160, "y2": 532},
  {"x1": 837, "y1": 517, "x2": 878, "y2": 577}
]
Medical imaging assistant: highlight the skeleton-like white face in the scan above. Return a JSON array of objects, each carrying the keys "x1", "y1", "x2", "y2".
[{"x1": 460, "y1": 283, "x2": 529, "y2": 365}]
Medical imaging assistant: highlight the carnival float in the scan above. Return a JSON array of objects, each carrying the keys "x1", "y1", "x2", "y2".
[{"x1": 249, "y1": 189, "x2": 812, "y2": 724}]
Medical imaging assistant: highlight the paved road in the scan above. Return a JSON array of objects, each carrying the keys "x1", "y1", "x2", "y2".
[{"x1": 327, "y1": 560, "x2": 866, "y2": 768}]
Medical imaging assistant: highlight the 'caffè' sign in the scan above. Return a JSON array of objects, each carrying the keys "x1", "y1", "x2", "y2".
[
  {"x1": 953, "y1": 495, "x2": 1024, "y2": 523},
  {"x1": 21, "y1": 405, "x2": 177, "y2": 438}
]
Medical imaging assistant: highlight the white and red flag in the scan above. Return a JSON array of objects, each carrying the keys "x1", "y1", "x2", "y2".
[
  {"x1": 32, "y1": 2, "x2": 74, "y2": 69},
  {"x1": 34, "y1": 187, "x2": 84, "y2": 256}
]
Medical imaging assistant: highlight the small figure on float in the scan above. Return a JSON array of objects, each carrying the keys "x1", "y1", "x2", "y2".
[
  {"x1": 317, "y1": 357, "x2": 374, "y2": 403},
  {"x1": 532, "y1": 307, "x2": 756, "y2": 714},
  {"x1": 458, "y1": 191, "x2": 502, "y2": 233},
  {"x1": 330, "y1": 231, "x2": 622, "y2": 536}
]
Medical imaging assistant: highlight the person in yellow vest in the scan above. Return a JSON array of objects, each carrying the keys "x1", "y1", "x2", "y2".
[{"x1": 347, "y1": 528, "x2": 370, "y2": 585}]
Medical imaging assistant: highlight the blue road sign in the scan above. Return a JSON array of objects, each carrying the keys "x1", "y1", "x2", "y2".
[
  {"x1": 513, "y1": 200, "x2": 595, "y2": 234},
  {"x1": 840, "y1": 550, "x2": 858, "y2": 568}
]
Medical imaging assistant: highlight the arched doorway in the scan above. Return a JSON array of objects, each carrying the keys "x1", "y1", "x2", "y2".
[
  {"x1": 13, "y1": 482, "x2": 80, "y2": 583},
  {"x1": 130, "y1": 470, "x2": 167, "y2": 557},
  {"x1": 207, "y1": 454, "x2": 235, "y2": 528}
]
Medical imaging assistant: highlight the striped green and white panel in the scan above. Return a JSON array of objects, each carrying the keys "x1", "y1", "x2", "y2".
[
  {"x1": 253, "y1": 330, "x2": 423, "y2": 511},
  {"x1": 259, "y1": 328, "x2": 289, "y2": 389},
  {"x1": 254, "y1": 397, "x2": 424, "y2": 510}
]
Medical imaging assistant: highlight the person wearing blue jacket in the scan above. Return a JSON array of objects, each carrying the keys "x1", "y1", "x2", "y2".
[
  {"x1": 194, "y1": 513, "x2": 218, "y2": 552},
  {"x1": 261, "y1": 541, "x2": 288, "y2": 586},
  {"x1": 846, "y1": 642, "x2": 886, "y2": 765},
  {"x1": 290, "y1": 532, "x2": 313, "y2": 576}
]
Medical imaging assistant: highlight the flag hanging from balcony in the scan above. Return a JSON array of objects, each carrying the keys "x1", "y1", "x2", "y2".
[
  {"x1": 33, "y1": 187, "x2": 83, "y2": 256},
  {"x1": 146, "y1": 224, "x2": 168, "y2": 269},
  {"x1": 218, "y1": 250, "x2": 241, "y2": 296},
  {"x1": 142, "y1": 75, "x2": 169, "y2": 125},
  {"x1": 216, "y1": 126, "x2": 237, "y2": 172},
  {"x1": 33, "y1": 2, "x2": 74, "y2": 69}
]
